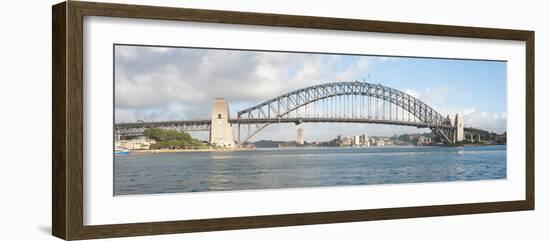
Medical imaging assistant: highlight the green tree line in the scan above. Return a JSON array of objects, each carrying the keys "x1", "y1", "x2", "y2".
[{"x1": 143, "y1": 128, "x2": 209, "y2": 149}]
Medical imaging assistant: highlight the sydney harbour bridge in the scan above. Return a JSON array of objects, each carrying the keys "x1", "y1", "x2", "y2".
[{"x1": 115, "y1": 81, "x2": 490, "y2": 147}]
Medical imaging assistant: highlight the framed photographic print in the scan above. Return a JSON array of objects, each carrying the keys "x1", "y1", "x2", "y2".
[{"x1": 52, "y1": 1, "x2": 534, "y2": 240}]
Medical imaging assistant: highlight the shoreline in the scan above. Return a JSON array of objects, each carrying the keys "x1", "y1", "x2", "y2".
[
  {"x1": 438, "y1": 143, "x2": 506, "y2": 147},
  {"x1": 130, "y1": 147, "x2": 256, "y2": 154},
  {"x1": 127, "y1": 143, "x2": 505, "y2": 154}
]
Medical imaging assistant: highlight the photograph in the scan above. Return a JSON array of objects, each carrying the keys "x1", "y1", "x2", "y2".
[
  {"x1": 42, "y1": 1, "x2": 537, "y2": 240},
  {"x1": 113, "y1": 45, "x2": 508, "y2": 195}
]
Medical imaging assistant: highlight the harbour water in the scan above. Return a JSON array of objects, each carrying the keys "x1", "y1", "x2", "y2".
[{"x1": 114, "y1": 145, "x2": 506, "y2": 195}]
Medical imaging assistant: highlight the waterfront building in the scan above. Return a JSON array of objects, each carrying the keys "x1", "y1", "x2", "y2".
[
  {"x1": 116, "y1": 136, "x2": 156, "y2": 150},
  {"x1": 417, "y1": 136, "x2": 432, "y2": 146}
]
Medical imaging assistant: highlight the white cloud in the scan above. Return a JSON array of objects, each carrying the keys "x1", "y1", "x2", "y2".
[
  {"x1": 149, "y1": 47, "x2": 171, "y2": 53},
  {"x1": 402, "y1": 86, "x2": 506, "y2": 134},
  {"x1": 404, "y1": 85, "x2": 448, "y2": 105},
  {"x1": 435, "y1": 107, "x2": 506, "y2": 134},
  {"x1": 115, "y1": 46, "x2": 371, "y2": 122},
  {"x1": 418, "y1": 86, "x2": 449, "y2": 105},
  {"x1": 463, "y1": 111, "x2": 507, "y2": 133},
  {"x1": 335, "y1": 57, "x2": 369, "y2": 81},
  {"x1": 116, "y1": 46, "x2": 138, "y2": 60}
]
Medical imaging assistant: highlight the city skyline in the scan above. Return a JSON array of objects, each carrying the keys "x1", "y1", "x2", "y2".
[{"x1": 114, "y1": 45, "x2": 507, "y2": 141}]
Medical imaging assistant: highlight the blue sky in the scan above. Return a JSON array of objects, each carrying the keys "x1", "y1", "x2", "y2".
[
  {"x1": 115, "y1": 45, "x2": 507, "y2": 141},
  {"x1": 362, "y1": 56, "x2": 507, "y2": 113}
]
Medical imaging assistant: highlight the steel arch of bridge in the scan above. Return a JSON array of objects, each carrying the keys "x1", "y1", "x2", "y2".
[{"x1": 236, "y1": 81, "x2": 452, "y2": 144}]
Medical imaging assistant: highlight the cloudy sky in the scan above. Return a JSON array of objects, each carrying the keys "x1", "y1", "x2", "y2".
[{"x1": 114, "y1": 45, "x2": 507, "y2": 142}]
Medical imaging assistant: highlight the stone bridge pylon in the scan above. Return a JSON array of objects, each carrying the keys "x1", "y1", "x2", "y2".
[{"x1": 209, "y1": 98, "x2": 235, "y2": 148}]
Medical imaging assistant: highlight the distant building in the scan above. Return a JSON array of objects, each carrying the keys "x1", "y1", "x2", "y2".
[
  {"x1": 297, "y1": 128, "x2": 304, "y2": 145},
  {"x1": 352, "y1": 135, "x2": 361, "y2": 146},
  {"x1": 337, "y1": 135, "x2": 343, "y2": 144},
  {"x1": 360, "y1": 133, "x2": 370, "y2": 147},
  {"x1": 340, "y1": 136, "x2": 352, "y2": 146},
  {"x1": 116, "y1": 136, "x2": 156, "y2": 150},
  {"x1": 417, "y1": 136, "x2": 432, "y2": 146}
]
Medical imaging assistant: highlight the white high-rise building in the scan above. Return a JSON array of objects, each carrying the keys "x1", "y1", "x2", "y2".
[
  {"x1": 297, "y1": 128, "x2": 304, "y2": 145},
  {"x1": 360, "y1": 133, "x2": 369, "y2": 146},
  {"x1": 352, "y1": 135, "x2": 361, "y2": 146}
]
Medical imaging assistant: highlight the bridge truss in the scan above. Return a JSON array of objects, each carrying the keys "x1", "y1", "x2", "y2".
[{"x1": 236, "y1": 81, "x2": 453, "y2": 144}]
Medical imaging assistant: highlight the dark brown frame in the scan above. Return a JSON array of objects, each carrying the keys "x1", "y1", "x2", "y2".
[{"x1": 52, "y1": 1, "x2": 535, "y2": 240}]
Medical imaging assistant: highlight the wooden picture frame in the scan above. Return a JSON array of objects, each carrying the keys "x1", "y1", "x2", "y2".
[{"x1": 52, "y1": 1, "x2": 534, "y2": 240}]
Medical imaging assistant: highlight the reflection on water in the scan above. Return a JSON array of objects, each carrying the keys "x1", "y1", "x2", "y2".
[{"x1": 114, "y1": 145, "x2": 506, "y2": 195}]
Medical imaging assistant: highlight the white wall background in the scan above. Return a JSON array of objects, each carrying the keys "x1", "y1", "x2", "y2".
[{"x1": 0, "y1": 0, "x2": 547, "y2": 240}]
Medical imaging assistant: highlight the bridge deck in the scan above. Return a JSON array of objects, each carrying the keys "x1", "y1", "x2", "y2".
[
  {"x1": 115, "y1": 118, "x2": 461, "y2": 130},
  {"x1": 230, "y1": 118, "x2": 451, "y2": 129},
  {"x1": 115, "y1": 118, "x2": 489, "y2": 135},
  {"x1": 115, "y1": 120, "x2": 211, "y2": 129}
]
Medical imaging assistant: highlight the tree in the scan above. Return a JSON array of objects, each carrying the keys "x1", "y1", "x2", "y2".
[{"x1": 144, "y1": 128, "x2": 206, "y2": 149}]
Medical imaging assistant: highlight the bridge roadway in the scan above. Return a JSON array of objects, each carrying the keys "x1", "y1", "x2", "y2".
[{"x1": 115, "y1": 118, "x2": 489, "y2": 135}]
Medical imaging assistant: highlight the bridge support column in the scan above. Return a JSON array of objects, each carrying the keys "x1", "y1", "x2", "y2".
[
  {"x1": 453, "y1": 130, "x2": 457, "y2": 143},
  {"x1": 451, "y1": 129, "x2": 456, "y2": 143},
  {"x1": 210, "y1": 98, "x2": 236, "y2": 148},
  {"x1": 455, "y1": 114, "x2": 464, "y2": 142},
  {"x1": 448, "y1": 115, "x2": 456, "y2": 143},
  {"x1": 237, "y1": 124, "x2": 241, "y2": 146}
]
